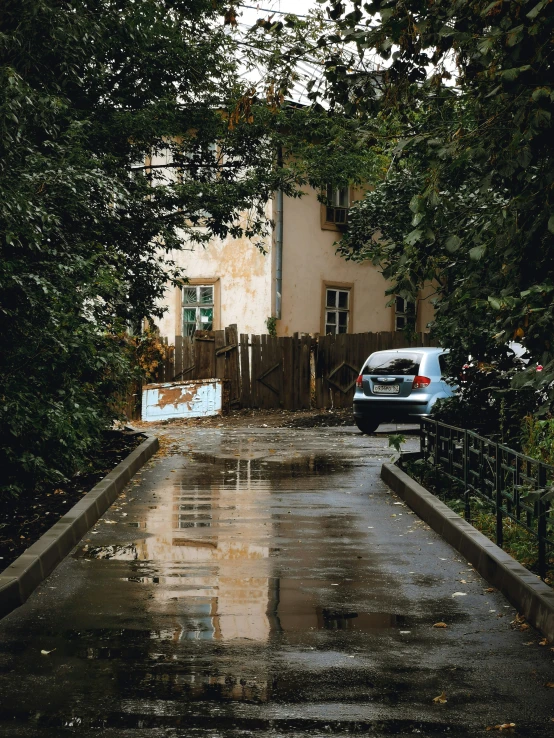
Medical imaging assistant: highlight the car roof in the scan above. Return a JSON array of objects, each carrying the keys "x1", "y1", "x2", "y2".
[{"x1": 369, "y1": 347, "x2": 445, "y2": 354}]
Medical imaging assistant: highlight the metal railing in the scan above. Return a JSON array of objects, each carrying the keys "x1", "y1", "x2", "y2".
[{"x1": 421, "y1": 418, "x2": 554, "y2": 579}]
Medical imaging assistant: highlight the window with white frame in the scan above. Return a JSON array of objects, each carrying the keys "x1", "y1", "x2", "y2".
[
  {"x1": 325, "y1": 287, "x2": 350, "y2": 334},
  {"x1": 325, "y1": 185, "x2": 349, "y2": 225},
  {"x1": 395, "y1": 296, "x2": 416, "y2": 331},
  {"x1": 182, "y1": 285, "x2": 214, "y2": 336}
]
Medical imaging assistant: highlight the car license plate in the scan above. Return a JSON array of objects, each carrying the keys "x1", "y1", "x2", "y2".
[{"x1": 373, "y1": 384, "x2": 400, "y2": 394}]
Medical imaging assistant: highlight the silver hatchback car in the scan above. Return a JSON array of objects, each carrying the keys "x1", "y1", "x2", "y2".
[{"x1": 353, "y1": 347, "x2": 455, "y2": 434}]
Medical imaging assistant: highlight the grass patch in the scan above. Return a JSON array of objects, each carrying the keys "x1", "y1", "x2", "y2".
[{"x1": 402, "y1": 458, "x2": 554, "y2": 585}]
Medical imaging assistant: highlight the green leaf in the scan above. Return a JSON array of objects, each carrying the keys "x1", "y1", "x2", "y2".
[
  {"x1": 548, "y1": 215, "x2": 554, "y2": 234},
  {"x1": 388, "y1": 433, "x2": 406, "y2": 453},
  {"x1": 405, "y1": 228, "x2": 423, "y2": 245},
  {"x1": 501, "y1": 68, "x2": 519, "y2": 81},
  {"x1": 469, "y1": 245, "x2": 486, "y2": 261},
  {"x1": 527, "y1": 0, "x2": 548, "y2": 20},
  {"x1": 482, "y1": 1, "x2": 502, "y2": 14},
  {"x1": 517, "y1": 147, "x2": 532, "y2": 168},
  {"x1": 445, "y1": 235, "x2": 461, "y2": 253},
  {"x1": 531, "y1": 87, "x2": 551, "y2": 102},
  {"x1": 541, "y1": 487, "x2": 554, "y2": 503}
]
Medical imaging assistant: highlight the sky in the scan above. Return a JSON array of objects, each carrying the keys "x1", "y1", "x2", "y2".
[
  {"x1": 238, "y1": 0, "x2": 322, "y2": 26},
  {"x1": 234, "y1": 0, "x2": 346, "y2": 105}
]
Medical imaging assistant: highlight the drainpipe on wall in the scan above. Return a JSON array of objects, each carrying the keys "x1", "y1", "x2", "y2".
[{"x1": 275, "y1": 146, "x2": 283, "y2": 320}]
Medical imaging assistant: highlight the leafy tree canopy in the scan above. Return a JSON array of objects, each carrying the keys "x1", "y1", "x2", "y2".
[
  {"x1": 312, "y1": 0, "x2": 554, "y2": 423},
  {"x1": 0, "y1": 0, "x2": 380, "y2": 494}
]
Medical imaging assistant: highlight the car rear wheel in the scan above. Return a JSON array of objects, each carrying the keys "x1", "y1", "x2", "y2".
[{"x1": 354, "y1": 417, "x2": 381, "y2": 434}]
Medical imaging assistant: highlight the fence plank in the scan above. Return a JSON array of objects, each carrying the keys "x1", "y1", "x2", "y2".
[
  {"x1": 250, "y1": 334, "x2": 261, "y2": 407},
  {"x1": 174, "y1": 335, "x2": 183, "y2": 381},
  {"x1": 214, "y1": 329, "x2": 226, "y2": 379},
  {"x1": 299, "y1": 335, "x2": 311, "y2": 409},
  {"x1": 195, "y1": 330, "x2": 215, "y2": 378},
  {"x1": 315, "y1": 335, "x2": 327, "y2": 409},
  {"x1": 292, "y1": 337, "x2": 300, "y2": 411},
  {"x1": 225, "y1": 324, "x2": 240, "y2": 406},
  {"x1": 239, "y1": 333, "x2": 251, "y2": 408},
  {"x1": 182, "y1": 336, "x2": 194, "y2": 380},
  {"x1": 273, "y1": 335, "x2": 283, "y2": 408},
  {"x1": 282, "y1": 337, "x2": 294, "y2": 410},
  {"x1": 258, "y1": 335, "x2": 267, "y2": 409}
]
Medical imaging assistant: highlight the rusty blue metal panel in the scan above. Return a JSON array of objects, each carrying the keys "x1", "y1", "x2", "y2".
[{"x1": 142, "y1": 379, "x2": 224, "y2": 421}]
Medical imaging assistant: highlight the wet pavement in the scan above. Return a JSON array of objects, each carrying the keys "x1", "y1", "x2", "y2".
[{"x1": 0, "y1": 425, "x2": 553, "y2": 737}]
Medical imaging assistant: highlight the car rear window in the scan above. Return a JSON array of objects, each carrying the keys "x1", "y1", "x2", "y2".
[{"x1": 364, "y1": 352, "x2": 422, "y2": 376}]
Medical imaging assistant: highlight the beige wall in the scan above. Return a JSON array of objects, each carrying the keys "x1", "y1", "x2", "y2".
[
  {"x1": 154, "y1": 179, "x2": 434, "y2": 338},
  {"x1": 155, "y1": 209, "x2": 274, "y2": 339},
  {"x1": 277, "y1": 187, "x2": 394, "y2": 336}
]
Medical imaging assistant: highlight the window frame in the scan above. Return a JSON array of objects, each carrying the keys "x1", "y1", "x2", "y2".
[
  {"x1": 177, "y1": 278, "x2": 220, "y2": 336},
  {"x1": 321, "y1": 281, "x2": 354, "y2": 335},
  {"x1": 394, "y1": 295, "x2": 416, "y2": 332},
  {"x1": 321, "y1": 185, "x2": 351, "y2": 232}
]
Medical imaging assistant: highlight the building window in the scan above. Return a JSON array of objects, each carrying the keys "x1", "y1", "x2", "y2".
[
  {"x1": 182, "y1": 285, "x2": 214, "y2": 336},
  {"x1": 395, "y1": 296, "x2": 416, "y2": 331},
  {"x1": 325, "y1": 287, "x2": 350, "y2": 334},
  {"x1": 324, "y1": 185, "x2": 349, "y2": 226}
]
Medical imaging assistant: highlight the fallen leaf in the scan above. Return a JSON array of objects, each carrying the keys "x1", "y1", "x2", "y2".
[
  {"x1": 40, "y1": 649, "x2": 55, "y2": 656},
  {"x1": 546, "y1": 682, "x2": 554, "y2": 688},
  {"x1": 539, "y1": 638, "x2": 548, "y2": 646},
  {"x1": 433, "y1": 692, "x2": 447, "y2": 704},
  {"x1": 452, "y1": 592, "x2": 467, "y2": 597},
  {"x1": 486, "y1": 723, "x2": 515, "y2": 731},
  {"x1": 485, "y1": 587, "x2": 495, "y2": 593},
  {"x1": 460, "y1": 579, "x2": 467, "y2": 584},
  {"x1": 433, "y1": 622, "x2": 448, "y2": 628}
]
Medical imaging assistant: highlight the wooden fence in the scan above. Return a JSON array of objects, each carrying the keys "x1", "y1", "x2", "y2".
[
  {"x1": 146, "y1": 326, "x2": 437, "y2": 414},
  {"x1": 315, "y1": 330, "x2": 436, "y2": 409}
]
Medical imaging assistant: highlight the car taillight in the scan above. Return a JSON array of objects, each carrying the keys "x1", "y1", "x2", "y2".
[
  {"x1": 412, "y1": 375, "x2": 431, "y2": 389},
  {"x1": 356, "y1": 374, "x2": 363, "y2": 388}
]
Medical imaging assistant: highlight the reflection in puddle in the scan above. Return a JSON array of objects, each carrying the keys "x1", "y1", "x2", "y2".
[
  {"x1": 85, "y1": 457, "x2": 273, "y2": 643},
  {"x1": 79, "y1": 453, "x2": 382, "y2": 646}
]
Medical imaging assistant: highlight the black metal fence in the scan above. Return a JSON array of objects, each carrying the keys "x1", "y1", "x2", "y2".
[{"x1": 421, "y1": 418, "x2": 554, "y2": 579}]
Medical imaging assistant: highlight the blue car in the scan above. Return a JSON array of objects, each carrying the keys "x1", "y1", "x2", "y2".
[{"x1": 353, "y1": 347, "x2": 455, "y2": 434}]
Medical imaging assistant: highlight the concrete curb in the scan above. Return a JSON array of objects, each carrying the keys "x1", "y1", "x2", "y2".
[
  {"x1": 381, "y1": 462, "x2": 554, "y2": 642},
  {"x1": 0, "y1": 433, "x2": 159, "y2": 620}
]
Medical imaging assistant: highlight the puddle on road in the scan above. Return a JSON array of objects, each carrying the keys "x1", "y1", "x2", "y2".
[{"x1": 75, "y1": 451, "x2": 404, "y2": 644}]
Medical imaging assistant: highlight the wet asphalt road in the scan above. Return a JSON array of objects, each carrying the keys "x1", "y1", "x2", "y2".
[{"x1": 0, "y1": 425, "x2": 553, "y2": 738}]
